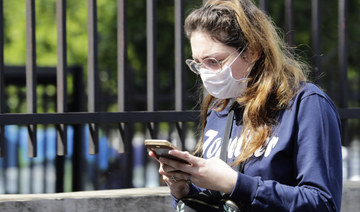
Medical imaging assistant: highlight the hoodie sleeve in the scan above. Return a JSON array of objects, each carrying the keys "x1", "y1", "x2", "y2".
[{"x1": 228, "y1": 93, "x2": 343, "y2": 211}]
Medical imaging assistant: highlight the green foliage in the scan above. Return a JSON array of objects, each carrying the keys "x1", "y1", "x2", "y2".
[
  {"x1": 3, "y1": 0, "x2": 360, "y2": 112},
  {"x1": 3, "y1": 0, "x2": 26, "y2": 65}
]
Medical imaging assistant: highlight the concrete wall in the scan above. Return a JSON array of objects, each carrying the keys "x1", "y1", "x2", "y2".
[
  {"x1": 0, "y1": 187, "x2": 173, "y2": 212},
  {"x1": 0, "y1": 181, "x2": 358, "y2": 212},
  {"x1": 341, "y1": 181, "x2": 360, "y2": 212}
]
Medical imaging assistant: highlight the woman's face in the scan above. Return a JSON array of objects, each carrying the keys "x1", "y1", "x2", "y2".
[{"x1": 189, "y1": 31, "x2": 250, "y2": 80}]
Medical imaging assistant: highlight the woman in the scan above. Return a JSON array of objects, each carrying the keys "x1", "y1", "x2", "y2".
[{"x1": 149, "y1": 0, "x2": 342, "y2": 211}]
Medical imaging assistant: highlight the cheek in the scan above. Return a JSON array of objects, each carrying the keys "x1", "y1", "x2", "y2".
[
  {"x1": 231, "y1": 59, "x2": 249, "y2": 80},
  {"x1": 231, "y1": 69, "x2": 243, "y2": 80}
]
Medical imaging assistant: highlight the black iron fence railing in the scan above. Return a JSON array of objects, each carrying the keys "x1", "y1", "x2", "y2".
[{"x1": 0, "y1": 0, "x2": 359, "y2": 193}]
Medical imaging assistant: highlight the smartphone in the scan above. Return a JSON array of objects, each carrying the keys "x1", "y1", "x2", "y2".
[{"x1": 145, "y1": 139, "x2": 189, "y2": 164}]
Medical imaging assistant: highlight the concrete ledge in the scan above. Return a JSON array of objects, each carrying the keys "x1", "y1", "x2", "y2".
[
  {"x1": 0, "y1": 187, "x2": 173, "y2": 212},
  {"x1": 0, "y1": 182, "x2": 358, "y2": 212},
  {"x1": 341, "y1": 181, "x2": 360, "y2": 212}
]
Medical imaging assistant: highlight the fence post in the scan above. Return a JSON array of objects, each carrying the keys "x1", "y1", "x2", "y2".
[
  {"x1": 146, "y1": 0, "x2": 159, "y2": 138},
  {"x1": 88, "y1": 0, "x2": 99, "y2": 155},
  {"x1": 72, "y1": 67, "x2": 86, "y2": 191},
  {"x1": 311, "y1": 0, "x2": 322, "y2": 84},
  {"x1": 56, "y1": 0, "x2": 68, "y2": 156},
  {"x1": 0, "y1": 0, "x2": 5, "y2": 157},
  {"x1": 338, "y1": 0, "x2": 349, "y2": 146},
  {"x1": 147, "y1": 0, "x2": 158, "y2": 113},
  {"x1": 26, "y1": 0, "x2": 37, "y2": 158},
  {"x1": 117, "y1": 0, "x2": 134, "y2": 188},
  {"x1": 174, "y1": 0, "x2": 187, "y2": 150},
  {"x1": 285, "y1": 0, "x2": 294, "y2": 47},
  {"x1": 258, "y1": 0, "x2": 269, "y2": 13}
]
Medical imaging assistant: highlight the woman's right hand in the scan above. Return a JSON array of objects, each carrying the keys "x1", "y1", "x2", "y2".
[{"x1": 149, "y1": 151, "x2": 190, "y2": 199}]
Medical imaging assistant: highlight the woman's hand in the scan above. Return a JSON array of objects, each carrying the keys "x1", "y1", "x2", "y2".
[
  {"x1": 148, "y1": 151, "x2": 190, "y2": 199},
  {"x1": 158, "y1": 150, "x2": 238, "y2": 194}
]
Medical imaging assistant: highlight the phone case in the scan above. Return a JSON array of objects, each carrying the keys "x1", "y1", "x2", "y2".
[{"x1": 145, "y1": 139, "x2": 189, "y2": 164}]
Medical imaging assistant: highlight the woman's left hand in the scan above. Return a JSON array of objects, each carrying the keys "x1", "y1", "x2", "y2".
[{"x1": 159, "y1": 150, "x2": 238, "y2": 194}]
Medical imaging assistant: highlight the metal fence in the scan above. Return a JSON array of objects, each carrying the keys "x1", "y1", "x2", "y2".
[
  {"x1": 0, "y1": 0, "x2": 359, "y2": 193},
  {"x1": 0, "y1": 0, "x2": 201, "y2": 192}
]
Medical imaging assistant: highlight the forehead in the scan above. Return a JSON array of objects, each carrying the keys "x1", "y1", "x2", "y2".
[{"x1": 190, "y1": 31, "x2": 232, "y2": 59}]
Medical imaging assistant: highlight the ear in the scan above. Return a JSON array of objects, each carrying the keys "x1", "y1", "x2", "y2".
[
  {"x1": 244, "y1": 48, "x2": 262, "y2": 63},
  {"x1": 243, "y1": 48, "x2": 261, "y2": 64}
]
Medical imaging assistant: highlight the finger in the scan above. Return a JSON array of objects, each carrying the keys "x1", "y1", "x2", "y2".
[
  {"x1": 149, "y1": 150, "x2": 158, "y2": 159},
  {"x1": 163, "y1": 175, "x2": 170, "y2": 182},
  {"x1": 163, "y1": 175, "x2": 173, "y2": 186},
  {"x1": 168, "y1": 150, "x2": 199, "y2": 166},
  {"x1": 160, "y1": 164, "x2": 186, "y2": 177},
  {"x1": 148, "y1": 151, "x2": 161, "y2": 163},
  {"x1": 159, "y1": 157, "x2": 193, "y2": 174},
  {"x1": 159, "y1": 164, "x2": 172, "y2": 176},
  {"x1": 162, "y1": 164, "x2": 177, "y2": 173},
  {"x1": 170, "y1": 171, "x2": 192, "y2": 182},
  {"x1": 164, "y1": 175, "x2": 181, "y2": 185}
]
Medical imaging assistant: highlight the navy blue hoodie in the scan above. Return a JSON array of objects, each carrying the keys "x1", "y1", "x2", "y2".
[{"x1": 173, "y1": 83, "x2": 342, "y2": 211}]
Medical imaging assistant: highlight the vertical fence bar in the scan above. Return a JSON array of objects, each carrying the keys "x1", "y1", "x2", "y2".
[
  {"x1": 258, "y1": 0, "x2": 269, "y2": 13},
  {"x1": 174, "y1": 0, "x2": 186, "y2": 149},
  {"x1": 175, "y1": 0, "x2": 185, "y2": 112},
  {"x1": 118, "y1": 0, "x2": 127, "y2": 113},
  {"x1": 55, "y1": 0, "x2": 67, "y2": 193},
  {"x1": 88, "y1": 0, "x2": 99, "y2": 154},
  {"x1": 146, "y1": 0, "x2": 158, "y2": 139},
  {"x1": 338, "y1": 0, "x2": 348, "y2": 108},
  {"x1": 311, "y1": 0, "x2": 322, "y2": 84},
  {"x1": 56, "y1": 0, "x2": 67, "y2": 156},
  {"x1": 117, "y1": 0, "x2": 130, "y2": 148},
  {"x1": 338, "y1": 0, "x2": 349, "y2": 146},
  {"x1": 117, "y1": 0, "x2": 133, "y2": 188},
  {"x1": 71, "y1": 67, "x2": 85, "y2": 191},
  {"x1": 0, "y1": 0, "x2": 5, "y2": 157},
  {"x1": 42, "y1": 91, "x2": 49, "y2": 193},
  {"x1": 117, "y1": 0, "x2": 126, "y2": 154},
  {"x1": 285, "y1": 0, "x2": 294, "y2": 47},
  {"x1": 147, "y1": 0, "x2": 158, "y2": 112},
  {"x1": 26, "y1": 0, "x2": 37, "y2": 157}
]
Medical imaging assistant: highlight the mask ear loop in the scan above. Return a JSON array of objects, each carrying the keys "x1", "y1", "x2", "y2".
[
  {"x1": 229, "y1": 45, "x2": 250, "y2": 80},
  {"x1": 228, "y1": 45, "x2": 248, "y2": 67}
]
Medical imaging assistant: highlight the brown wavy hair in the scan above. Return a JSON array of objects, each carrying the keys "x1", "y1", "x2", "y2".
[{"x1": 185, "y1": 0, "x2": 309, "y2": 164}]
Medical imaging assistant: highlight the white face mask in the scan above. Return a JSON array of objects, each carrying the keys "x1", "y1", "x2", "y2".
[{"x1": 199, "y1": 51, "x2": 249, "y2": 99}]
